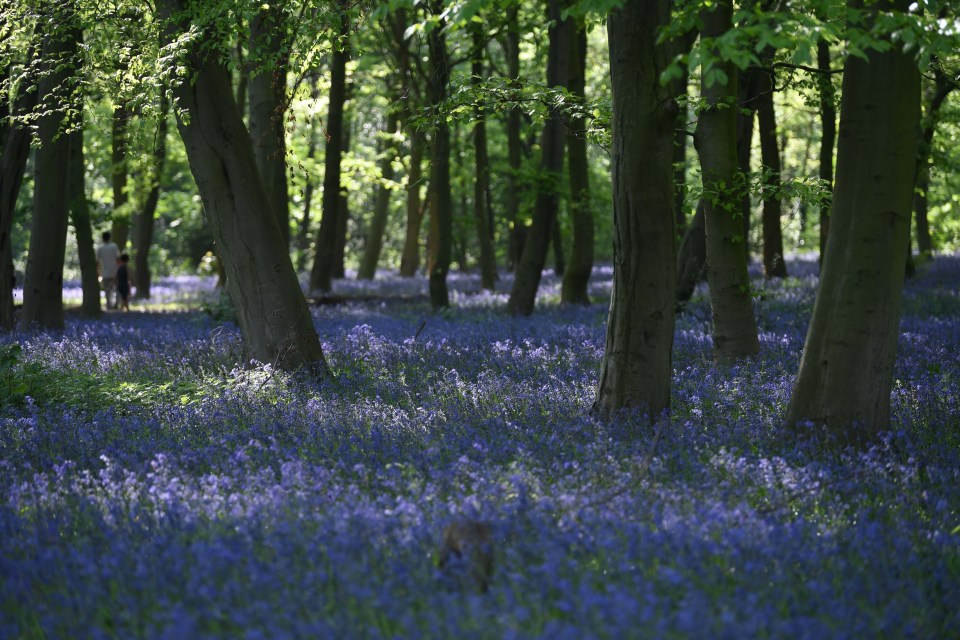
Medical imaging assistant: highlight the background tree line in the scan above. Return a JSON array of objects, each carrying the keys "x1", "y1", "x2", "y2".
[{"x1": 1, "y1": 0, "x2": 958, "y2": 445}]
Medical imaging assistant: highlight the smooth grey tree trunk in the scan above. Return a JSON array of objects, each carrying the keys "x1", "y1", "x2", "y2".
[
  {"x1": 333, "y1": 108, "x2": 352, "y2": 280},
  {"x1": 110, "y1": 104, "x2": 131, "y2": 251},
  {"x1": 561, "y1": 23, "x2": 593, "y2": 305},
  {"x1": 817, "y1": 38, "x2": 836, "y2": 263},
  {"x1": 67, "y1": 119, "x2": 101, "y2": 317},
  {"x1": 696, "y1": 0, "x2": 759, "y2": 359},
  {"x1": 400, "y1": 131, "x2": 425, "y2": 277},
  {"x1": 914, "y1": 68, "x2": 953, "y2": 255},
  {"x1": 507, "y1": 0, "x2": 570, "y2": 316},
  {"x1": 133, "y1": 92, "x2": 169, "y2": 300},
  {"x1": 426, "y1": 0, "x2": 452, "y2": 308},
  {"x1": 248, "y1": 4, "x2": 291, "y2": 248},
  {"x1": 159, "y1": 0, "x2": 327, "y2": 374},
  {"x1": 594, "y1": 0, "x2": 675, "y2": 418},
  {"x1": 310, "y1": 8, "x2": 349, "y2": 293},
  {"x1": 471, "y1": 24, "x2": 497, "y2": 292},
  {"x1": 757, "y1": 56, "x2": 788, "y2": 279},
  {"x1": 786, "y1": 0, "x2": 919, "y2": 445},
  {"x1": 21, "y1": 16, "x2": 78, "y2": 331},
  {"x1": 0, "y1": 57, "x2": 36, "y2": 331},
  {"x1": 358, "y1": 114, "x2": 399, "y2": 280}
]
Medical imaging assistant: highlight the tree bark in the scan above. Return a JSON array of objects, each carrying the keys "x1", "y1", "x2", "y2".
[
  {"x1": 471, "y1": 24, "x2": 497, "y2": 292},
  {"x1": 358, "y1": 113, "x2": 399, "y2": 280},
  {"x1": 561, "y1": 22, "x2": 593, "y2": 305},
  {"x1": 594, "y1": 0, "x2": 675, "y2": 418},
  {"x1": 248, "y1": 4, "x2": 291, "y2": 248},
  {"x1": 507, "y1": 0, "x2": 570, "y2": 315},
  {"x1": 817, "y1": 38, "x2": 836, "y2": 264},
  {"x1": 786, "y1": 0, "x2": 919, "y2": 445},
  {"x1": 426, "y1": 0, "x2": 452, "y2": 308},
  {"x1": 159, "y1": 0, "x2": 328, "y2": 374},
  {"x1": 110, "y1": 104, "x2": 131, "y2": 251},
  {"x1": 0, "y1": 57, "x2": 37, "y2": 331},
  {"x1": 309, "y1": 7, "x2": 350, "y2": 293},
  {"x1": 695, "y1": 0, "x2": 759, "y2": 359},
  {"x1": 504, "y1": 14, "x2": 525, "y2": 272},
  {"x1": 399, "y1": 130, "x2": 425, "y2": 277},
  {"x1": 757, "y1": 62, "x2": 788, "y2": 278},
  {"x1": 333, "y1": 107, "x2": 351, "y2": 279},
  {"x1": 21, "y1": 14, "x2": 78, "y2": 331},
  {"x1": 914, "y1": 68, "x2": 953, "y2": 255},
  {"x1": 133, "y1": 92, "x2": 169, "y2": 300},
  {"x1": 67, "y1": 119, "x2": 101, "y2": 317},
  {"x1": 672, "y1": 67, "x2": 690, "y2": 241},
  {"x1": 675, "y1": 200, "x2": 706, "y2": 307}
]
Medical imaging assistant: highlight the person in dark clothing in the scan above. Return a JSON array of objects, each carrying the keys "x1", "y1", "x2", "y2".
[{"x1": 116, "y1": 254, "x2": 133, "y2": 311}]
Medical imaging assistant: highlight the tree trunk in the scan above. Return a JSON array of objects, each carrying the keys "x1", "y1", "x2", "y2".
[
  {"x1": 594, "y1": 0, "x2": 675, "y2": 418},
  {"x1": 786, "y1": 0, "x2": 919, "y2": 445},
  {"x1": 133, "y1": 92, "x2": 169, "y2": 300},
  {"x1": 504, "y1": 16, "x2": 525, "y2": 272},
  {"x1": 309, "y1": 8, "x2": 349, "y2": 293},
  {"x1": 0, "y1": 58, "x2": 37, "y2": 330},
  {"x1": 21, "y1": 16, "x2": 78, "y2": 331},
  {"x1": 426, "y1": 0, "x2": 452, "y2": 308},
  {"x1": 159, "y1": 0, "x2": 328, "y2": 374},
  {"x1": 736, "y1": 68, "x2": 760, "y2": 261},
  {"x1": 333, "y1": 108, "x2": 351, "y2": 279},
  {"x1": 757, "y1": 58, "x2": 788, "y2": 278},
  {"x1": 675, "y1": 200, "x2": 706, "y2": 307},
  {"x1": 358, "y1": 113, "x2": 399, "y2": 280},
  {"x1": 695, "y1": 0, "x2": 759, "y2": 359},
  {"x1": 248, "y1": 4, "x2": 291, "y2": 248},
  {"x1": 399, "y1": 130, "x2": 425, "y2": 277},
  {"x1": 110, "y1": 104, "x2": 131, "y2": 251},
  {"x1": 507, "y1": 0, "x2": 570, "y2": 315},
  {"x1": 67, "y1": 120, "x2": 101, "y2": 317},
  {"x1": 672, "y1": 68, "x2": 689, "y2": 241},
  {"x1": 817, "y1": 38, "x2": 836, "y2": 264},
  {"x1": 561, "y1": 22, "x2": 593, "y2": 304},
  {"x1": 471, "y1": 25, "x2": 497, "y2": 292},
  {"x1": 914, "y1": 69, "x2": 953, "y2": 255},
  {"x1": 297, "y1": 79, "x2": 320, "y2": 272}
]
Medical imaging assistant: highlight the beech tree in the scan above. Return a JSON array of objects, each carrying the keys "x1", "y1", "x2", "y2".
[
  {"x1": 158, "y1": 0, "x2": 327, "y2": 374},
  {"x1": 594, "y1": 0, "x2": 675, "y2": 417},
  {"x1": 786, "y1": 0, "x2": 920, "y2": 444}
]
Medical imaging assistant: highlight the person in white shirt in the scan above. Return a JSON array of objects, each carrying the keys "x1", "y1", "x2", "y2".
[{"x1": 96, "y1": 231, "x2": 120, "y2": 310}]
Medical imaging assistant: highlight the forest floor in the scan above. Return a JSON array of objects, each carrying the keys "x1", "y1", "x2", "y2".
[{"x1": 2, "y1": 255, "x2": 959, "y2": 638}]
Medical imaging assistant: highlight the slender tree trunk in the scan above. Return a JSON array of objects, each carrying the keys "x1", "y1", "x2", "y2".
[
  {"x1": 757, "y1": 60, "x2": 788, "y2": 278},
  {"x1": 0, "y1": 57, "x2": 37, "y2": 330},
  {"x1": 333, "y1": 107, "x2": 351, "y2": 279},
  {"x1": 817, "y1": 38, "x2": 836, "y2": 264},
  {"x1": 594, "y1": 0, "x2": 675, "y2": 418},
  {"x1": 358, "y1": 114, "x2": 399, "y2": 280},
  {"x1": 551, "y1": 215, "x2": 566, "y2": 276},
  {"x1": 109, "y1": 104, "x2": 131, "y2": 251},
  {"x1": 399, "y1": 130, "x2": 425, "y2": 277},
  {"x1": 914, "y1": 70, "x2": 953, "y2": 255},
  {"x1": 736, "y1": 68, "x2": 761, "y2": 260},
  {"x1": 310, "y1": 8, "x2": 349, "y2": 293},
  {"x1": 21, "y1": 15, "x2": 78, "y2": 331},
  {"x1": 133, "y1": 92, "x2": 169, "y2": 300},
  {"x1": 471, "y1": 25, "x2": 497, "y2": 291},
  {"x1": 786, "y1": 0, "x2": 919, "y2": 445},
  {"x1": 67, "y1": 120, "x2": 101, "y2": 317},
  {"x1": 561, "y1": 22, "x2": 593, "y2": 304},
  {"x1": 426, "y1": 0, "x2": 452, "y2": 308},
  {"x1": 696, "y1": 0, "x2": 759, "y2": 359},
  {"x1": 504, "y1": 16, "x2": 525, "y2": 272},
  {"x1": 248, "y1": 4, "x2": 291, "y2": 248},
  {"x1": 159, "y1": 0, "x2": 328, "y2": 374},
  {"x1": 507, "y1": 0, "x2": 570, "y2": 315},
  {"x1": 675, "y1": 200, "x2": 706, "y2": 307},
  {"x1": 672, "y1": 67, "x2": 690, "y2": 241},
  {"x1": 297, "y1": 79, "x2": 320, "y2": 272}
]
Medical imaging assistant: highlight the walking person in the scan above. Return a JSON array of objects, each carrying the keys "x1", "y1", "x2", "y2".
[
  {"x1": 116, "y1": 254, "x2": 133, "y2": 312},
  {"x1": 96, "y1": 231, "x2": 120, "y2": 309}
]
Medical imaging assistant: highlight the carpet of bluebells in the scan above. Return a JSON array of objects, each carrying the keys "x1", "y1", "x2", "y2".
[{"x1": 2, "y1": 256, "x2": 959, "y2": 639}]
